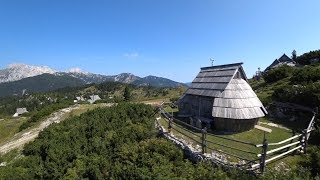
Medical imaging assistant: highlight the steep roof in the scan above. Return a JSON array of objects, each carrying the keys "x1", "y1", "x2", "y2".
[
  {"x1": 212, "y1": 79, "x2": 267, "y2": 119},
  {"x1": 182, "y1": 62, "x2": 267, "y2": 119},
  {"x1": 16, "y1": 108, "x2": 28, "y2": 115},
  {"x1": 265, "y1": 54, "x2": 294, "y2": 71},
  {"x1": 278, "y1": 54, "x2": 292, "y2": 62},
  {"x1": 185, "y1": 63, "x2": 245, "y2": 97}
]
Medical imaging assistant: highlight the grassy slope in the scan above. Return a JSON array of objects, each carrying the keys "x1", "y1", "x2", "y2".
[
  {"x1": 158, "y1": 117, "x2": 293, "y2": 162},
  {"x1": 249, "y1": 77, "x2": 291, "y2": 105},
  {"x1": 0, "y1": 104, "x2": 105, "y2": 150},
  {"x1": 0, "y1": 118, "x2": 28, "y2": 144}
]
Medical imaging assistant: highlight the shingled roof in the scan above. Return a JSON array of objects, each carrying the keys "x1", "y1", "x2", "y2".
[
  {"x1": 265, "y1": 54, "x2": 295, "y2": 71},
  {"x1": 186, "y1": 63, "x2": 246, "y2": 97},
  {"x1": 183, "y1": 62, "x2": 267, "y2": 119}
]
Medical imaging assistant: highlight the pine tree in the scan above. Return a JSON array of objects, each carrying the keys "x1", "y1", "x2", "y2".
[
  {"x1": 123, "y1": 86, "x2": 131, "y2": 101},
  {"x1": 292, "y1": 50, "x2": 297, "y2": 61}
]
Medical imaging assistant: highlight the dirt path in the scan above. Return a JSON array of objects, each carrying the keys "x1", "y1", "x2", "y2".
[{"x1": 0, "y1": 105, "x2": 81, "y2": 155}]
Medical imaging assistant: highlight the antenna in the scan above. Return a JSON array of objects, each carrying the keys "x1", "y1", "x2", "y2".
[{"x1": 210, "y1": 58, "x2": 214, "y2": 66}]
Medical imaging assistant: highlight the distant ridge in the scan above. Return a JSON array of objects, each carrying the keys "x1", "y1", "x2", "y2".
[{"x1": 0, "y1": 63, "x2": 186, "y2": 97}]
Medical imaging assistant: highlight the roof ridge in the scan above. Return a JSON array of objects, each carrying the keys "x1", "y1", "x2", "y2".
[{"x1": 201, "y1": 62, "x2": 243, "y2": 70}]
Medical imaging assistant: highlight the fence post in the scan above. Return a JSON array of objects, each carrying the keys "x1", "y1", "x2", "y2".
[
  {"x1": 260, "y1": 135, "x2": 268, "y2": 174},
  {"x1": 201, "y1": 127, "x2": 207, "y2": 154},
  {"x1": 303, "y1": 129, "x2": 308, "y2": 154},
  {"x1": 168, "y1": 118, "x2": 172, "y2": 133}
]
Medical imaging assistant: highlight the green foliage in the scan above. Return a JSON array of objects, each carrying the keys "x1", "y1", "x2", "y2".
[
  {"x1": 0, "y1": 103, "x2": 253, "y2": 179},
  {"x1": 0, "y1": 73, "x2": 85, "y2": 97},
  {"x1": 123, "y1": 86, "x2": 132, "y2": 101},
  {"x1": 300, "y1": 147, "x2": 320, "y2": 178},
  {"x1": 296, "y1": 49, "x2": 320, "y2": 65},
  {"x1": 96, "y1": 82, "x2": 123, "y2": 92},
  {"x1": 19, "y1": 100, "x2": 73, "y2": 131},
  {"x1": 290, "y1": 65, "x2": 320, "y2": 84},
  {"x1": 170, "y1": 96, "x2": 179, "y2": 103},
  {"x1": 292, "y1": 50, "x2": 297, "y2": 61},
  {"x1": 272, "y1": 83, "x2": 320, "y2": 108},
  {"x1": 263, "y1": 65, "x2": 293, "y2": 83}
]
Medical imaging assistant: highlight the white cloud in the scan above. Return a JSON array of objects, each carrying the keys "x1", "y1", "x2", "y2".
[{"x1": 123, "y1": 52, "x2": 139, "y2": 59}]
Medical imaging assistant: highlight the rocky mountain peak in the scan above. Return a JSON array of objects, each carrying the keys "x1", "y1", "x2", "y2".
[
  {"x1": 0, "y1": 63, "x2": 56, "y2": 83},
  {"x1": 65, "y1": 68, "x2": 89, "y2": 75}
]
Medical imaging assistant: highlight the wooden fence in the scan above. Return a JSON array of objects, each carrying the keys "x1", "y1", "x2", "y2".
[{"x1": 157, "y1": 105, "x2": 318, "y2": 174}]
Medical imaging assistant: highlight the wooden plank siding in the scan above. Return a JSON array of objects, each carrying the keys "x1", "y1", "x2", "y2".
[{"x1": 178, "y1": 62, "x2": 267, "y2": 132}]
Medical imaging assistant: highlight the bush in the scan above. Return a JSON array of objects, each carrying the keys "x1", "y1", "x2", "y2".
[
  {"x1": 272, "y1": 82, "x2": 320, "y2": 108},
  {"x1": 19, "y1": 101, "x2": 73, "y2": 131},
  {"x1": 290, "y1": 65, "x2": 320, "y2": 84},
  {"x1": 263, "y1": 65, "x2": 293, "y2": 83},
  {"x1": 296, "y1": 50, "x2": 320, "y2": 65}
]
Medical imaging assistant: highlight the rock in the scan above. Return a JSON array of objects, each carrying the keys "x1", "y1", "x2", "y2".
[{"x1": 0, "y1": 162, "x2": 7, "y2": 167}]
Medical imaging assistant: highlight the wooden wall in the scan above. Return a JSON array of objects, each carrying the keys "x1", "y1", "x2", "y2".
[{"x1": 179, "y1": 95, "x2": 214, "y2": 118}]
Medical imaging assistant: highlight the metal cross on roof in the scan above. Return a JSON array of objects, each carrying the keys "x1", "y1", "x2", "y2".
[{"x1": 210, "y1": 58, "x2": 214, "y2": 66}]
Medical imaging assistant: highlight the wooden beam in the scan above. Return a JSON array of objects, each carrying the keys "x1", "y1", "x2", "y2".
[
  {"x1": 265, "y1": 145, "x2": 302, "y2": 164},
  {"x1": 257, "y1": 141, "x2": 301, "y2": 157},
  {"x1": 256, "y1": 134, "x2": 302, "y2": 147},
  {"x1": 254, "y1": 125, "x2": 272, "y2": 133}
]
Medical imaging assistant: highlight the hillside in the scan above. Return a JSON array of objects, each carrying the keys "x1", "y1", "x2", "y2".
[
  {"x1": 0, "y1": 64, "x2": 186, "y2": 95},
  {"x1": 251, "y1": 64, "x2": 320, "y2": 109},
  {"x1": 0, "y1": 104, "x2": 233, "y2": 179},
  {"x1": 0, "y1": 73, "x2": 85, "y2": 97},
  {"x1": 132, "y1": 75, "x2": 186, "y2": 87},
  {"x1": 0, "y1": 81, "x2": 187, "y2": 118}
]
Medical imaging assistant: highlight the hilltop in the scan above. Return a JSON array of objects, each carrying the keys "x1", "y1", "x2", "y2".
[{"x1": 251, "y1": 50, "x2": 320, "y2": 109}]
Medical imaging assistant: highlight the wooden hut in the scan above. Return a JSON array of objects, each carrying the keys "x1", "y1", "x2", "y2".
[{"x1": 178, "y1": 63, "x2": 268, "y2": 132}]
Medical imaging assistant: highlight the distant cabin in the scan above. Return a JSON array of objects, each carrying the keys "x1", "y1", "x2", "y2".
[
  {"x1": 177, "y1": 63, "x2": 268, "y2": 132},
  {"x1": 12, "y1": 108, "x2": 28, "y2": 117},
  {"x1": 74, "y1": 96, "x2": 85, "y2": 103},
  {"x1": 88, "y1": 95, "x2": 101, "y2": 104},
  {"x1": 265, "y1": 54, "x2": 296, "y2": 71}
]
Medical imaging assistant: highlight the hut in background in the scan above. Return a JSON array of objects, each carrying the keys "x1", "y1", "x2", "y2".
[
  {"x1": 178, "y1": 63, "x2": 268, "y2": 132},
  {"x1": 88, "y1": 95, "x2": 101, "y2": 104},
  {"x1": 12, "y1": 108, "x2": 28, "y2": 117},
  {"x1": 265, "y1": 54, "x2": 296, "y2": 71}
]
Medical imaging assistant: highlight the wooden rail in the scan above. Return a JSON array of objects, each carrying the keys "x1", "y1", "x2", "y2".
[
  {"x1": 207, "y1": 132, "x2": 257, "y2": 146},
  {"x1": 171, "y1": 126, "x2": 202, "y2": 145},
  {"x1": 206, "y1": 139, "x2": 257, "y2": 155},
  {"x1": 158, "y1": 104, "x2": 318, "y2": 174},
  {"x1": 256, "y1": 134, "x2": 302, "y2": 147},
  {"x1": 257, "y1": 141, "x2": 301, "y2": 157},
  {"x1": 252, "y1": 145, "x2": 303, "y2": 169}
]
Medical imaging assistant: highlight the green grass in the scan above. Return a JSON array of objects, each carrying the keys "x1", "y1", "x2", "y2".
[
  {"x1": 0, "y1": 117, "x2": 28, "y2": 144},
  {"x1": 0, "y1": 149, "x2": 21, "y2": 164},
  {"x1": 63, "y1": 104, "x2": 107, "y2": 118},
  {"x1": 249, "y1": 77, "x2": 291, "y2": 105},
  {"x1": 158, "y1": 116, "x2": 299, "y2": 165}
]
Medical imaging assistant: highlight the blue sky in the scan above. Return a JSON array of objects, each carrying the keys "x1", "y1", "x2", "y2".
[{"x1": 0, "y1": 0, "x2": 319, "y2": 82}]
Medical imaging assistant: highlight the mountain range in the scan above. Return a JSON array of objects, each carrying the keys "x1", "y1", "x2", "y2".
[{"x1": 0, "y1": 63, "x2": 186, "y2": 97}]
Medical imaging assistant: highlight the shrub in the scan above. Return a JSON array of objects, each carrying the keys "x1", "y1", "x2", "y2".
[
  {"x1": 263, "y1": 65, "x2": 293, "y2": 83},
  {"x1": 296, "y1": 50, "x2": 320, "y2": 65},
  {"x1": 290, "y1": 65, "x2": 320, "y2": 84},
  {"x1": 272, "y1": 82, "x2": 320, "y2": 108}
]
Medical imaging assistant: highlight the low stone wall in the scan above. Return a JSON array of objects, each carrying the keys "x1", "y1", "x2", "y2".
[{"x1": 155, "y1": 119, "x2": 247, "y2": 168}]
